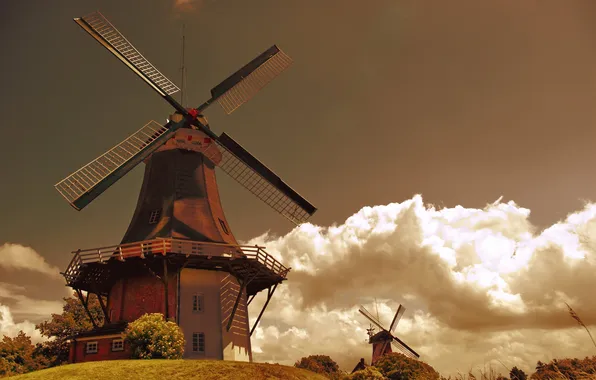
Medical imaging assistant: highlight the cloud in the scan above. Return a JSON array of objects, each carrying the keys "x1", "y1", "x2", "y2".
[
  {"x1": 246, "y1": 195, "x2": 596, "y2": 377},
  {"x1": 0, "y1": 282, "x2": 63, "y2": 323},
  {"x1": 0, "y1": 243, "x2": 61, "y2": 279},
  {"x1": 0, "y1": 303, "x2": 45, "y2": 344}
]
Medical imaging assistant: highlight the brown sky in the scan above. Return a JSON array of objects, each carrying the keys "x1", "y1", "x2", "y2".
[{"x1": 2, "y1": 0, "x2": 596, "y2": 376}]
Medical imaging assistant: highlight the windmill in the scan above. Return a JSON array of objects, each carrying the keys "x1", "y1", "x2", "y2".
[
  {"x1": 57, "y1": 11, "x2": 316, "y2": 363},
  {"x1": 358, "y1": 303, "x2": 419, "y2": 364}
]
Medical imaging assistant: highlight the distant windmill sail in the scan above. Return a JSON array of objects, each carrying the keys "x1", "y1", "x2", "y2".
[
  {"x1": 392, "y1": 336, "x2": 419, "y2": 360},
  {"x1": 358, "y1": 303, "x2": 420, "y2": 361},
  {"x1": 390, "y1": 304, "x2": 405, "y2": 333}
]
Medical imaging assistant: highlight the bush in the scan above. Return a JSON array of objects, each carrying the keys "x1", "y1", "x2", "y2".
[
  {"x1": 348, "y1": 366, "x2": 385, "y2": 379},
  {"x1": 295, "y1": 354, "x2": 342, "y2": 379},
  {"x1": 124, "y1": 313, "x2": 185, "y2": 359},
  {"x1": 510, "y1": 366, "x2": 527, "y2": 380},
  {"x1": 374, "y1": 352, "x2": 440, "y2": 380}
]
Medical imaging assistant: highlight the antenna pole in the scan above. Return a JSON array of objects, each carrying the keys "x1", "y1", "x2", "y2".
[
  {"x1": 180, "y1": 24, "x2": 186, "y2": 107},
  {"x1": 374, "y1": 298, "x2": 380, "y2": 323}
]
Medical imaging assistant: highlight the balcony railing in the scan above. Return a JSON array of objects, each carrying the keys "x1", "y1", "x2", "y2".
[{"x1": 63, "y1": 237, "x2": 290, "y2": 285}]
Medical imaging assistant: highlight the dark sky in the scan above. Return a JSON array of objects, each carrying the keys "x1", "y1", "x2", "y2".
[{"x1": 3, "y1": 0, "x2": 596, "y2": 286}]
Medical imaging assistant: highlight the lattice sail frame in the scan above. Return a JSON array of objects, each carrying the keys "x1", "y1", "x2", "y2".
[
  {"x1": 391, "y1": 338, "x2": 419, "y2": 360},
  {"x1": 55, "y1": 121, "x2": 172, "y2": 208},
  {"x1": 211, "y1": 139, "x2": 310, "y2": 225},
  {"x1": 213, "y1": 47, "x2": 293, "y2": 114},
  {"x1": 75, "y1": 11, "x2": 180, "y2": 97}
]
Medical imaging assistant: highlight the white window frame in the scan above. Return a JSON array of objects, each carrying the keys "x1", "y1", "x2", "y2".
[
  {"x1": 86, "y1": 341, "x2": 98, "y2": 354},
  {"x1": 192, "y1": 332, "x2": 205, "y2": 353},
  {"x1": 192, "y1": 294, "x2": 204, "y2": 313},
  {"x1": 111, "y1": 338, "x2": 124, "y2": 352}
]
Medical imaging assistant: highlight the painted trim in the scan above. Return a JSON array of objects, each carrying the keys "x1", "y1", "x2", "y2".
[
  {"x1": 177, "y1": 268, "x2": 181, "y2": 325},
  {"x1": 85, "y1": 341, "x2": 99, "y2": 354},
  {"x1": 191, "y1": 331, "x2": 206, "y2": 354},
  {"x1": 76, "y1": 334, "x2": 123, "y2": 342},
  {"x1": 111, "y1": 338, "x2": 125, "y2": 352}
]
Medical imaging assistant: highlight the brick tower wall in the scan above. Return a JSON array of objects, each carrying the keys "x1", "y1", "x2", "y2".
[{"x1": 108, "y1": 273, "x2": 178, "y2": 323}]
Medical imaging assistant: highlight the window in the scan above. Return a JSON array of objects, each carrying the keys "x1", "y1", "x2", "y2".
[
  {"x1": 192, "y1": 294, "x2": 204, "y2": 313},
  {"x1": 86, "y1": 341, "x2": 98, "y2": 354},
  {"x1": 149, "y1": 209, "x2": 161, "y2": 224},
  {"x1": 192, "y1": 332, "x2": 205, "y2": 353},
  {"x1": 218, "y1": 218, "x2": 229, "y2": 235},
  {"x1": 111, "y1": 339, "x2": 124, "y2": 352}
]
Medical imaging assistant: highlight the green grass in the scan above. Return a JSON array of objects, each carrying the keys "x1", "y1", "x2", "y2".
[{"x1": 8, "y1": 360, "x2": 330, "y2": 380}]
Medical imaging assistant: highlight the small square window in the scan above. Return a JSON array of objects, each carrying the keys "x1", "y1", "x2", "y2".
[
  {"x1": 218, "y1": 218, "x2": 229, "y2": 235},
  {"x1": 192, "y1": 294, "x2": 203, "y2": 313},
  {"x1": 111, "y1": 339, "x2": 124, "y2": 352},
  {"x1": 86, "y1": 341, "x2": 98, "y2": 354},
  {"x1": 192, "y1": 332, "x2": 205, "y2": 353},
  {"x1": 149, "y1": 209, "x2": 161, "y2": 224}
]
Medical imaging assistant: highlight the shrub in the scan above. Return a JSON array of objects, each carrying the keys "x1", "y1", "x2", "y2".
[
  {"x1": 348, "y1": 366, "x2": 385, "y2": 379},
  {"x1": 374, "y1": 352, "x2": 440, "y2": 380},
  {"x1": 510, "y1": 366, "x2": 527, "y2": 380},
  {"x1": 295, "y1": 354, "x2": 342, "y2": 379},
  {"x1": 124, "y1": 313, "x2": 185, "y2": 359}
]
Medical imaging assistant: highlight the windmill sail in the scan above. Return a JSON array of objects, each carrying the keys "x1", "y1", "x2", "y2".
[
  {"x1": 207, "y1": 132, "x2": 316, "y2": 225},
  {"x1": 74, "y1": 12, "x2": 180, "y2": 99},
  {"x1": 391, "y1": 337, "x2": 420, "y2": 359},
  {"x1": 55, "y1": 120, "x2": 185, "y2": 210},
  {"x1": 389, "y1": 304, "x2": 406, "y2": 333},
  {"x1": 359, "y1": 303, "x2": 420, "y2": 360},
  {"x1": 359, "y1": 306, "x2": 387, "y2": 332},
  {"x1": 208, "y1": 45, "x2": 293, "y2": 114}
]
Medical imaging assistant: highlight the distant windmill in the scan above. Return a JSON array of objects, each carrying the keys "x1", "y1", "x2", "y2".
[{"x1": 358, "y1": 303, "x2": 419, "y2": 364}]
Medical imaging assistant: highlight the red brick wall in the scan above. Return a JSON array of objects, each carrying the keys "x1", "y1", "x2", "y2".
[
  {"x1": 371, "y1": 341, "x2": 393, "y2": 364},
  {"x1": 70, "y1": 337, "x2": 131, "y2": 363},
  {"x1": 108, "y1": 273, "x2": 178, "y2": 322}
]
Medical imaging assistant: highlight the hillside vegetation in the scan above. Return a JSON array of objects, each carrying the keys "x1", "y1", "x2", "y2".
[{"x1": 7, "y1": 359, "x2": 329, "y2": 380}]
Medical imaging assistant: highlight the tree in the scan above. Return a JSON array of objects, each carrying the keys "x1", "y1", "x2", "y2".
[
  {"x1": 294, "y1": 355, "x2": 342, "y2": 379},
  {"x1": 373, "y1": 353, "x2": 440, "y2": 380},
  {"x1": 35, "y1": 291, "x2": 104, "y2": 366},
  {"x1": 124, "y1": 313, "x2": 185, "y2": 359},
  {"x1": 510, "y1": 366, "x2": 527, "y2": 380},
  {"x1": 0, "y1": 331, "x2": 49, "y2": 377}
]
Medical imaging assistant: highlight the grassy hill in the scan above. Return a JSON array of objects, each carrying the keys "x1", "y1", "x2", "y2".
[{"x1": 7, "y1": 359, "x2": 329, "y2": 380}]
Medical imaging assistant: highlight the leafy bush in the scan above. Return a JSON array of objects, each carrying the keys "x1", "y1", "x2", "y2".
[
  {"x1": 530, "y1": 356, "x2": 596, "y2": 379},
  {"x1": 124, "y1": 313, "x2": 185, "y2": 359},
  {"x1": 374, "y1": 352, "x2": 440, "y2": 380},
  {"x1": 295, "y1": 354, "x2": 342, "y2": 379},
  {"x1": 510, "y1": 366, "x2": 527, "y2": 380},
  {"x1": 348, "y1": 366, "x2": 385, "y2": 379}
]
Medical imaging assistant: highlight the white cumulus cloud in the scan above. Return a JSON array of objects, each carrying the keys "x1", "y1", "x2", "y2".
[
  {"x1": 246, "y1": 195, "x2": 596, "y2": 377},
  {"x1": 0, "y1": 304, "x2": 46, "y2": 344}
]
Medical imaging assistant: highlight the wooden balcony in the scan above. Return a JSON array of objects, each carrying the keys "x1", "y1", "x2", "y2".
[{"x1": 63, "y1": 238, "x2": 290, "y2": 296}]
